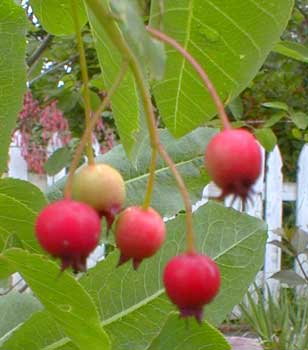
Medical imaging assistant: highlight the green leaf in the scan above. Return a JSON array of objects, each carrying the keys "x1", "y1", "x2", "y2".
[
  {"x1": 86, "y1": 5, "x2": 142, "y2": 158},
  {"x1": 111, "y1": 0, "x2": 166, "y2": 80},
  {"x1": 0, "y1": 292, "x2": 42, "y2": 340},
  {"x1": 44, "y1": 147, "x2": 72, "y2": 176},
  {"x1": 0, "y1": 178, "x2": 47, "y2": 212},
  {"x1": 228, "y1": 97, "x2": 244, "y2": 120},
  {"x1": 1, "y1": 249, "x2": 111, "y2": 350},
  {"x1": 262, "y1": 101, "x2": 289, "y2": 111},
  {"x1": 0, "y1": 311, "x2": 73, "y2": 350},
  {"x1": 150, "y1": 0, "x2": 294, "y2": 137},
  {"x1": 274, "y1": 40, "x2": 308, "y2": 63},
  {"x1": 80, "y1": 201, "x2": 266, "y2": 326},
  {"x1": 29, "y1": 0, "x2": 87, "y2": 35},
  {"x1": 0, "y1": 179, "x2": 47, "y2": 253},
  {"x1": 147, "y1": 313, "x2": 230, "y2": 350},
  {"x1": 270, "y1": 270, "x2": 307, "y2": 286},
  {"x1": 47, "y1": 127, "x2": 217, "y2": 217},
  {"x1": 79, "y1": 89, "x2": 101, "y2": 111},
  {"x1": 0, "y1": 1, "x2": 27, "y2": 173},
  {"x1": 263, "y1": 112, "x2": 285, "y2": 128},
  {"x1": 254, "y1": 128, "x2": 277, "y2": 151},
  {"x1": 290, "y1": 111, "x2": 308, "y2": 130}
]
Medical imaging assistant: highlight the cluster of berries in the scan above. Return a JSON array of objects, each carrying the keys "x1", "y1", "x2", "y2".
[{"x1": 35, "y1": 128, "x2": 261, "y2": 322}]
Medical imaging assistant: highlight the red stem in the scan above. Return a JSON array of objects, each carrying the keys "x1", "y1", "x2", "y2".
[{"x1": 146, "y1": 26, "x2": 231, "y2": 130}]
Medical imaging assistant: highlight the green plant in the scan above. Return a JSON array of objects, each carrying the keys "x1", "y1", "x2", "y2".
[
  {"x1": 0, "y1": 0, "x2": 295, "y2": 349},
  {"x1": 239, "y1": 284, "x2": 308, "y2": 350}
]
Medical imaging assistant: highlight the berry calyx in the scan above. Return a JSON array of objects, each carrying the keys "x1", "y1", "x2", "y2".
[
  {"x1": 163, "y1": 253, "x2": 220, "y2": 323},
  {"x1": 115, "y1": 206, "x2": 166, "y2": 270},
  {"x1": 72, "y1": 164, "x2": 126, "y2": 230},
  {"x1": 204, "y1": 129, "x2": 262, "y2": 201},
  {"x1": 35, "y1": 199, "x2": 102, "y2": 272}
]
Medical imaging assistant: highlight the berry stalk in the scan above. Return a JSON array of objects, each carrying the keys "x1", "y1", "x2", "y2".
[
  {"x1": 157, "y1": 143, "x2": 195, "y2": 254},
  {"x1": 71, "y1": 0, "x2": 95, "y2": 164},
  {"x1": 143, "y1": 147, "x2": 158, "y2": 209},
  {"x1": 84, "y1": 0, "x2": 197, "y2": 253},
  {"x1": 146, "y1": 26, "x2": 231, "y2": 131},
  {"x1": 64, "y1": 61, "x2": 129, "y2": 199}
]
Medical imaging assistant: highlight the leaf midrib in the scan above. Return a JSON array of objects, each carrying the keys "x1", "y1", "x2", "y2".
[
  {"x1": 125, "y1": 155, "x2": 203, "y2": 185},
  {"x1": 173, "y1": 1, "x2": 194, "y2": 133}
]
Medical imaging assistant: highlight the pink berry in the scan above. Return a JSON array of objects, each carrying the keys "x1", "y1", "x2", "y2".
[
  {"x1": 205, "y1": 129, "x2": 262, "y2": 200},
  {"x1": 163, "y1": 253, "x2": 221, "y2": 323},
  {"x1": 35, "y1": 199, "x2": 101, "y2": 272},
  {"x1": 115, "y1": 206, "x2": 166, "y2": 270}
]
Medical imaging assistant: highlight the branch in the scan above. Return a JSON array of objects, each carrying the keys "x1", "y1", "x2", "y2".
[
  {"x1": 27, "y1": 33, "x2": 54, "y2": 68},
  {"x1": 28, "y1": 55, "x2": 79, "y2": 87}
]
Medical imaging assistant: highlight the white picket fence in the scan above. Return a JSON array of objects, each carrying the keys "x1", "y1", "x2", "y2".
[{"x1": 6, "y1": 137, "x2": 308, "y2": 297}]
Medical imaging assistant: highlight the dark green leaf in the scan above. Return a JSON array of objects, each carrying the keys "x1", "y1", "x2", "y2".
[
  {"x1": 29, "y1": 0, "x2": 87, "y2": 35},
  {"x1": 274, "y1": 40, "x2": 308, "y2": 63},
  {"x1": 254, "y1": 128, "x2": 277, "y2": 151},
  {"x1": 44, "y1": 147, "x2": 72, "y2": 176},
  {"x1": 150, "y1": 0, "x2": 293, "y2": 137},
  {"x1": 228, "y1": 97, "x2": 244, "y2": 120},
  {"x1": 0, "y1": 1, "x2": 27, "y2": 173}
]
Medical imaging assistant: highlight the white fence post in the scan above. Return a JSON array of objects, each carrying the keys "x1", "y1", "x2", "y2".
[
  {"x1": 8, "y1": 132, "x2": 28, "y2": 181},
  {"x1": 295, "y1": 144, "x2": 308, "y2": 282},
  {"x1": 264, "y1": 146, "x2": 283, "y2": 298}
]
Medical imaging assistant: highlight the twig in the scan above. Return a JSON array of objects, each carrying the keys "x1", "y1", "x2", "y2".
[
  {"x1": 28, "y1": 55, "x2": 79, "y2": 87},
  {"x1": 27, "y1": 34, "x2": 53, "y2": 68}
]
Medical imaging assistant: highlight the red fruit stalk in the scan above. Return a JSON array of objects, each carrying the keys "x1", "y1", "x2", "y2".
[
  {"x1": 72, "y1": 164, "x2": 126, "y2": 230},
  {"x1": 205, "y1": 129, "x2": 262, "y2": 201},
  {"x1": 115, "y1": 206, "x2": 166, "y2": 270},
  {"x1": 163, "y1": 253, "x2": 221, "y2": 323},
  {"x1": 35, "y1": 199, "x2": 102, "y2": 272}
]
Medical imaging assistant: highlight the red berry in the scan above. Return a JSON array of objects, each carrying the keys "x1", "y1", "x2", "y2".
[
  {"x1": 205, "y1": 129, "x2": 261, "y2": 200},
  {"x1": 163, "y1": 253, "x2": 220, "y2": 323},
  {"x1": 72, "y1": 164, "x2": 126, "y2": 231},
  {"x1": 35, "y1": 199, "x2": 102, "y2": 272},
  {"x1": 115, "y1": 206, "x2": 166, "y2": 270}
]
